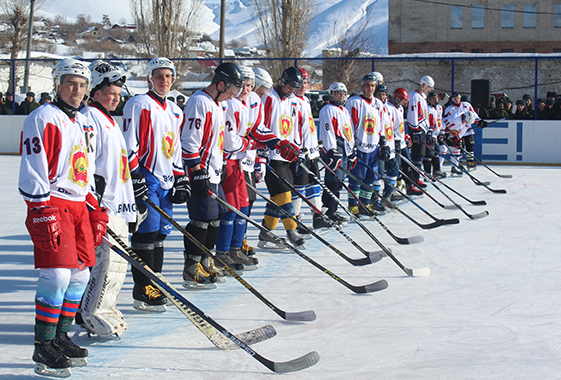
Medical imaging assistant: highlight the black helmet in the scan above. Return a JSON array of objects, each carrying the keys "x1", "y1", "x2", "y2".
[
  {"x1": 374, "y1": 84, "x2": 388, "y2": 94},
  {"x1": 280, "y1": 67, "x2": 303, "y2": 89},
  {"x1": 213, "y1": 62, "x2": 244, "y2": 88},
  {"x1": 427, "y1": 91, "x2": 438, "y2": 98}
]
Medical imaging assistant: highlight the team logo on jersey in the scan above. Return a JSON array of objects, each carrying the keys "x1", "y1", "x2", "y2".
[
  {"x1": 161, "y1": 131, "x2": 176, "y2": 160},
  {"x1": 363, "y1": 115, "x2": 377, "y2": 135},
  {"x1": 399, "y1": 121, "x2": 405, "y2": 135},
  {"x1": 68, "y1": 145, "x2": 89, "y2": 188},
  {"x1": 218, "y1": 128, "x2": 224, "y2": 153},
  {"x1": 343, "y1": 123, "x2": 353, "y2": 142},
  {"x1": 278, "y1": 114, "x2": 293, "y2": 138},
  {"x1": 384, "y1": 124, "x2": 394, "y2": 140},
  {"x1": 308, "y1": 116, "x2": 316, "y2": 135},
  {"x1": 120, "y1": 149, "x2": 130, "y2": 184}
]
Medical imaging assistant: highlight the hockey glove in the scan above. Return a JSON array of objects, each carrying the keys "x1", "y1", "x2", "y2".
[
  {"x1": 347, "y1": 148, "x2": 358, "y2": 170},
  {"x1": 445, "y1": 134, "x2": 461, "y2": 148},
  {"x1": 479, "y1": 119, "x2": 488, "y2": 128},
  {"x1": 94, "y1": 174, "x2": 106, "y2": 198},
  {"x1": 25, "y1": 206, "x2": 62, "y2": 252},
  {"x1": 90, "y1": 207, "x2": 109, "y2": 248},
  {"x1": 379, "y1": 145, "x2": 391, "y2": 162},
  {"x1": 410, "y1": 128, "x2": 424, "y2": 145},
  {"x1": 404, "y1": 134, "x2": 412, "y2": 148},
  {"x1": 171, "y1": 175, "x2": 191, "y2": 204},
  {"x1": 190, "y1": 168, "x2": 212, "y2": 197},
  {"x1": 131, "y1": 171, "x2": 148, "y2": 202},
  {"x1": 323, "y1": 149, "x2": 343, "y2": 171},
  {"x1": 437, "y1": 133, "x2": 446, "y2": 145},
  {"x1": 275, "y1": 140, "x2": 300, "y2": 162}
]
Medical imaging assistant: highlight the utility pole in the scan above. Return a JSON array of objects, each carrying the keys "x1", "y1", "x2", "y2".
[
  {"x1": 219, "y1": 0, "x2": 225, "y2": 60},
  {"x1": 23, "y1": 0, "x2": 35, "y2": 94}
]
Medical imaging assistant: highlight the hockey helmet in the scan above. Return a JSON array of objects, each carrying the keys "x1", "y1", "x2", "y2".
[
  {"x1": 280, "y1": 66, "x2": 303, "y2": 89},
  {"x1": 237, "y1": 65, "x2": 255, "y2": 83},
  {"x1": 52, "y1": 58, "x2": 91, "y2": 89},
  {"x1": 299, "y1": 68, "x2": 310, "y2": 80},
  {"x1": 213, "y1": 62, "x2": 244, "y2": 89},
  {"x1": 145, "y1": 57, "x2": 176, "y2": 78},
  {"x1": 361, "y1": 72, "x2": 377, "y2": 85},
  {"x1": 253, "y1": 67, "x2": 273, "y2": 89},
  {"x1": 420, "y1": 75, "x2": 435, "y2": 88},
  {"x1": 393, "y1": 88, "x2": 409, "y2": 102},
  {"x1": 463, "y1": 110, "x2": 477, "y2": 125},
  {"x1": 374, "y1": 84, "x2": 388, "y2": 94},
  {"x1": 329, "y1": 82, "x2": 347, "y2": 106},
  {"x1": 371, "y1": 71, "x2": 384, "y2": 84},
  {"x1": 89, "y1": 60, "x2": 126, "y2": 95}
]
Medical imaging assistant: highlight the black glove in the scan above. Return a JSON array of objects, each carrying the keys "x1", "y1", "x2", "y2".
[
  {"x1": 220, "y1": 161, "x2": 228, "y2": 185},
  {"x1": 445, "y1": 134, "x2": 461, "y2": 147},
  {"x1": 171, "y1": 175, "x2": 191, "y2": 204},
  {"x1": 437, "y1": 133, "x2": 445, "y2": 145},
  {"x1": 323, "y1": 149, "x2": 343, "y2": 171},
  {"x1": 94, "y1": 174, "x2": 106, "y2": 198},
  {"x1": 347, "y1": 148, "x2": 357, "y2": 170},
  {"x1": 480, "y1": 119, "x2": 488, "y2": 128},
  {"x1": 379, "y1": 145, "x2": 391, "y2": 162},
  {"x1": 410, "y1": 128, "x2": 424, "y2": 145},
  {"x1": 190, "y1": 168, "x2": 211, "y2": 197},
  {"x1": 131, "y1": 171, "x2": 148, "y2": 202}
]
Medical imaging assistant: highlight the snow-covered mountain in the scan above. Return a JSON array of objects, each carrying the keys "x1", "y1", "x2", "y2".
[{"x1": 37, "y1": 0, "x2": 388, "y2": 57}]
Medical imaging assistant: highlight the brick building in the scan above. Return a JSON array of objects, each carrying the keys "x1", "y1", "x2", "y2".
[{"x1": 389, "y1": 0, "x2": 561, "y2": 54}]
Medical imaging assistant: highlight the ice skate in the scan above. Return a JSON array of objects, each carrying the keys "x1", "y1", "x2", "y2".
[
  {"x1": 257, "y1": 229, "x2": 286, "y2": 249},
  {"x1": 312, "y1": 213, "x2": 332, "y2": 232},
  {"x1": 286, "y1": 228, "x2": 306, "y2": 249},
  {"x1": 228, "y1": 247, "x2": 259, "y2": 271},
  {"x1": 204, "y1": 256, "x2": 227, "y2": 283},
  {"x1": 215, "y1": 250, "x2": 244, "y2": 274},
  {"x1": 182, "y1": 255, "x2": 218, "y2": 289},
  {"x1": 467, "y1": 161, "x2": 477, "y2": 171},
  {"x1": 451, "y1": 165, "x2": 463, "y2": 176},
  {"x1": 53, "y1": 332, "x2": 88, "y2": 367},
  {"x1": 433, "y1": 170, "x2": 446, "y2": 179},
  {"x1": 328, "y1": 212, "x2": 348, "y2": 227},
  {"x1": 33, "y1": 339, "x2": 72, "y2": 378},
  {"x1": 295, "y1": 214, "x2": 313, "y2": 240},
  {"x1": 133, "y1": 284, "x2": 168, "y2": 311}
]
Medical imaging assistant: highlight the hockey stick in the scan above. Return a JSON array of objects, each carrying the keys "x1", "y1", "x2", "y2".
[
  {"x1": 105, "y1": 228, "x2": 276, "y2": 350},
  {"x1": 102, "y1": 237, "x2": 320, "y2": 373},
  {"x1": 209, "y1": 190, "x2": 389, "y2": 293},
  {"x1": 265, "y1": 163, "x2": 387, "y2": 261},
  {"x1": 342, "y1": 164, "x2": 446, "y2": 230},
  {"x1": 426, "y1": 144, "x2": 507, "y2": 194},
  {"x1": 299, "y1": 160, "x2": 430, "y2": 277},
  {"x1": 318, "y1": 159, "x2": 423, "y2": 245},
  {"x1": 398, "y1": 168, "x2": 449, "y2": 209},
  {"x1": 457, "y1": 145, "x2": 513, "y2": 178},
  {"x1": 142, "y1": 196, "x2": 316, "y2": 322},
  {"x1": 399, "y1": 154, "x2": 489, "y2": 220},
  {"x1": 356, "y1": 158, "x2": 460, "y2": 226},
  {"x1": 246, "y1": 183, "x2": 377, "y2": 266}
]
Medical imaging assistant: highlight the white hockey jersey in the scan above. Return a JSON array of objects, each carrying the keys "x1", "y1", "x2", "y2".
[
  {"x1": 122, "y1": 92, "x2": 184, "y2": 189},
  {"x1": 387, "y1": 101, "x2": 407, "y2": 150},
  {"x1": 345, "y1": 94, "x2": 381, "y2": 153},
  {"x1": 407, "y1": 90, "x2": 430, "y2": 132},
  {"x1": 81, "y1": 103, "x2": 136, "y2": 222},
  {"x1": 319, "y1": 103, "x2": 355, "y2": 156},
  {"x1": 19, "y1": 103, "x2": 96, "y2": 207},
  {"x1": 442, "y1": 113, "x2": 471, "y2": 139},
  {"x1": 239, "y1": 91, "x2": 263, "y2": 172},
  {"x1": 428, "y1": 104, "x2": 444, "y2": 135},
  {"x1": 443, "y1": 102, "x2": 479, "y2": 136},
  {"x1": 294, "y1": 94, "x2": 320, "y2": 159},
  {"x1": 182, "y1": 89, "x2": 226, "y2": 184},
  {"x1": 379, "y1": 100, "x2": 396, "y2": 159}
]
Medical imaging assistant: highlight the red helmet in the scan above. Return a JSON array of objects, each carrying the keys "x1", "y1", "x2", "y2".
[
  {"x1": 393, "y1": 88, "x2": 409, "y2": 102},
  {"x1": 299, "y1": 68, "x2": 310, "y2": 80}
]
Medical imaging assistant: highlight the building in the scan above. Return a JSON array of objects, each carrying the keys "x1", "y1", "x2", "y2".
[{"x1": 389, "y1": 0, "x2": 561, "y2": 54}]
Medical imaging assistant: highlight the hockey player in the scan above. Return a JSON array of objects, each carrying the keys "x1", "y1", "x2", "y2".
[
  {"x1": 426, "y1": 91, "x2": 446, "y2": 178},
  {"x1": 253, "y1": 67, "x2": 274, "y2": 99},
  {"x1": 407, "y1": 75, "x2": 434, "y2": 193},
  {"x1": 215, "y1": 65, "x2": 263, "y2": 273},
  {"x1": 442, "y1": 109, "x2": 478, "y2": 172},
  {"x1": 443, "y1": 92, "x2": 485, "y2": 172},
  {"x1": 345, "y1": 72, "x2": 381, "y2": 217},
  {"x1": 386, "y1": 87, "x2": 410, "y2": 199},
  {"x1": 19, "y1": 58, "x2": 108, "y2": 377},
  {"x1": 292, "y1": 68, "x2": 323, "y2": 232},
  {"x1": 181, "y1": 63, "x2": 247, "y2": 288},
  {"x1": 319, "y1": 82, "x2": 355, "y2": 222},
  {"x1": 78, "y1": 61, "x2": 136, "y2": 337},
  {"x1": 123, "y1": 57, "x2": 189, "y2": 311},
  {"x1": 372, "y1": 84, "x2": 398, "y2": 212},
  {"x1": 254, "y1": 66, "x2": 304, "y2": 249}
]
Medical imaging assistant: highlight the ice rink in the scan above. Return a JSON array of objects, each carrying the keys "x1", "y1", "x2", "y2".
[{"x1": 1, "y1": 154, "x2": 560, "y2": 379}]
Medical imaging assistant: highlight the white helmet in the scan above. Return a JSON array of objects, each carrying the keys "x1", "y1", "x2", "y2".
[
  {"x1": 329, "y1": 82, "x2": 347, "y2": 106},
  {"x1": 145, "y1": 57, "x2": 176, "y2": 78},
  {"x1": 52, "y1": 58, "x2": 91, "y2": 89},
  {"x1": 237, "y1": 65, "x2": 255, "y2": 83},
  {"x1": 420, "y1": 75, "x2": 435, "y2": 88},
  {"x1": 253, "y1": 67, "x2": 273, "y2": 89},
  {"x1": 463, "y1": 110, "x2": 477, "y2": 125},
  {"x1": 370, "y1": 71, "x2": 384, "y2": 84},
  {"x1": 89, "y1": 60, "x2": 126, "y2": 94}
]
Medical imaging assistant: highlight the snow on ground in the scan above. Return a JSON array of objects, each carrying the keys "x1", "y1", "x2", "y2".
[{"x1": 1, "y1": 155, "x2": 561, "y2": 379}]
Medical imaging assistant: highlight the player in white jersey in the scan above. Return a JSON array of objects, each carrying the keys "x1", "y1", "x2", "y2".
[
  {"x1": 443, "y1": 92, "x2": 484, "y2": 171},
  {"x1": 442, "y1": 109, "x2": 478, "y2": 174},
  {"x1": 386, "y1": 88, "x2": 410, "y2": 199},
  {"x1": 407, "y1": 75, "x2": 434, "y2": 193},
  {"x1": 77, "y1": 61, "x2": 136, "y2": 337},
  {"x1": 122, "y1": 57, "x2": 188, "y2": 311},
  {"x1": 215, "y1": 65, "x2": 262, "y2": 273},
  {"x1": 345, "y1": 72, "x2": 381, "y2": 217},
  {"x1": 372, "y1": 84, "x2": 398, "y2": 212},
  {"x1": 256, "y1": 66, "x2": 304, "y2": 249},
  {"x1": 19, "y1": 58, "x2": 108, "y2": 377},
  {"x1": 181, "y1": 63, "x2": 248, "y2": 288},
  {"x1": 319, "y1": 82, "x2": 355, "y2": 222},
  {"x1": 291, "y1": 68, "x2": 322, "y2": 232},
  {"x1": 425, "y1": 91, "x2": 446, "y2": 178}
]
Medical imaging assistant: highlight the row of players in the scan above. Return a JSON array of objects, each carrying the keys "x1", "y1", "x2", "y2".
[{"x1": 18, "y1": 56, "x2": 484, "y2": 377}]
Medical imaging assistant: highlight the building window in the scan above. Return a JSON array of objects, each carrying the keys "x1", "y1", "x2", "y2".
[
  {"x1": 555, "y1": 4, "x2": 561, "y2": 27},
  {"x1": 472, "y1": 4, "x2": 484, "y2": 28},
  {"x1": 502, "y1": 49, "x2": 514, "y2": 53},
  {"x1": 523, "y1": 49, "x2": 536, "y2": 53},
  {"x1": 451, "y1": 49, "x2": 463, "y2": 52},
  {"x1": 502, "y1": 4, "x2": 514, "y2": 28},
  {"x1": 523, "y1": 4, "x2": 536, "y2": 27},
  {"x1": 472, "y1": 49, "x2": 484, "y2": 53},
  {"x1": 451, "y1": 6, "x2": 463, "y2": 29}
]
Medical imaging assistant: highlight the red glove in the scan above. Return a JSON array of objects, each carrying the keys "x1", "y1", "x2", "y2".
[
  {"x1": 90, "y1": 207, "x2": 109, "y2": 248},
  {"x1": 275, "y1": 140, "x2": 300, "y2": 162},
  {"x1": 404, "y1": 134, "x2": 412, "y2": 148},
  {"x1": 25, "y1": 207, "x2": 62, "y2": 252}
]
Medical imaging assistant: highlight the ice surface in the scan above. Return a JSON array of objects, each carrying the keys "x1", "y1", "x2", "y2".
[{"x1": 1, "y1": 155, "x2": 561, "y2": 379}]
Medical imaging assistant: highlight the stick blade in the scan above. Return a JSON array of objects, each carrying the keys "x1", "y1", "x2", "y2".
[
  {"x1": 470, "y1": 210, "x2": 489, "y2": 220},
  {"x1": 492, "y1": 189, "x2": 507, "y2": 194},
  {"x1": 211, "y1": 325, "x2": 277, "y2": 350},
  {"x1": 444, "y1": 204, "x2": 459, "y2": 210},
  {"x1": 500, "y1": 174, "x2": 513, "y2": 178},
  {"x1": 369, "y1": 251, "x2": 383, "y2": 263},
  {"x1": 405, "y1": 267, "x2": 431, "y2": 277},
  {"x1": 406, "y1": 235, "x2": 424, "y2": 244},
  {"x1": 444, "y1": 218, "x2": 460, "y2": 225},
  {"x1": 273, "y1": 351, "x2": 320, "y2": 373},
  {"x1": 363, "y1": 279, "x2": 389, "y2": 293},
  {"x1": 471, "y1": 200, "x2": 487, "y2": 206},
  {"x1": 284, "y1": 310, "x2": 317, "y2": 322}
]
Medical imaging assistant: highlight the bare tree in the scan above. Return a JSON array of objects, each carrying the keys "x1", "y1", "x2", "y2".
[
  {"x1": 250, "y1": 0, "x2": 315, "y2": 80},
  {"x1": 129, "y1": 0, "x2": 202, "y2": 60},
  {"x1": 0, "y1": 0, "x2": 46, "y2": 92}
]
